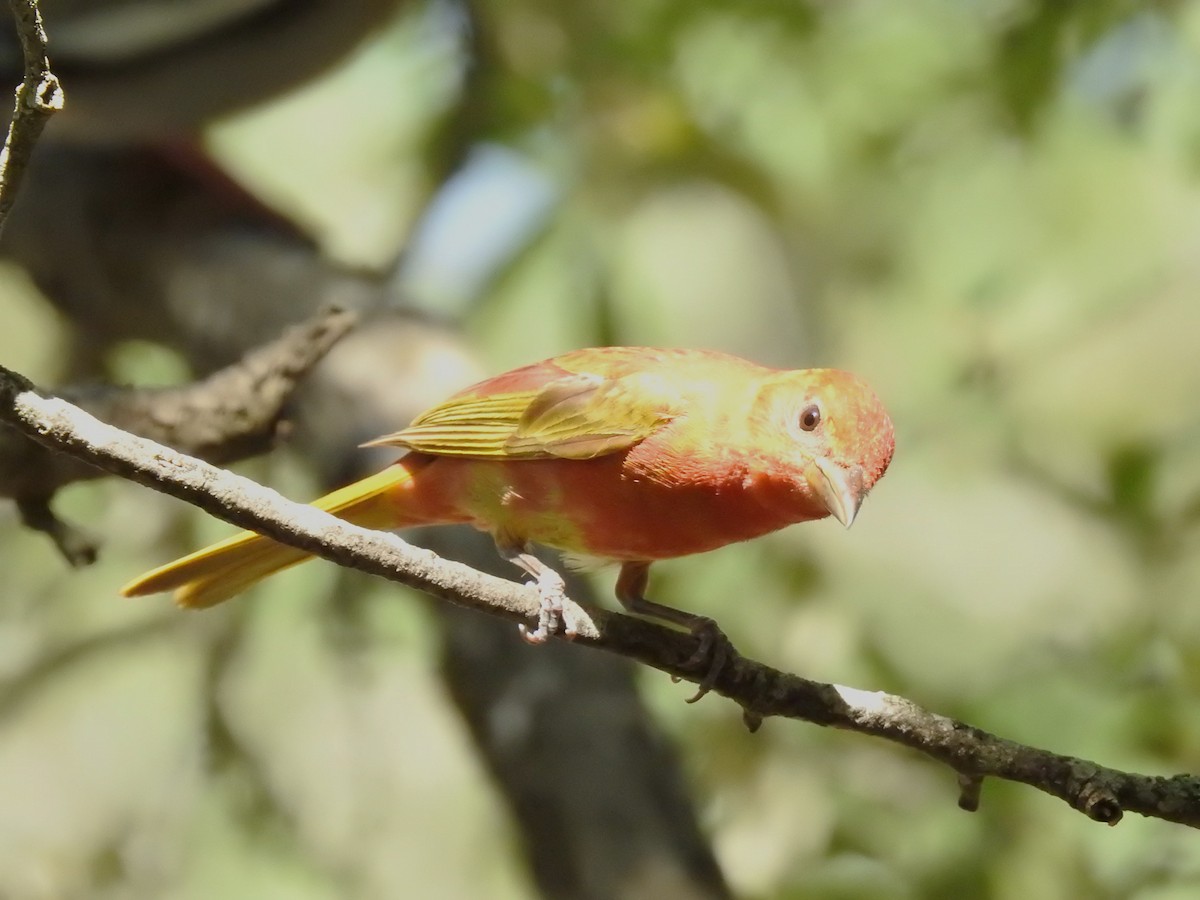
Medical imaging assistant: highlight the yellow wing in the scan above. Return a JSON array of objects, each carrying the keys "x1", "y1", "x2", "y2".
[{"x1": 365, "y1": 369, "x2": 679, "y2": 460}]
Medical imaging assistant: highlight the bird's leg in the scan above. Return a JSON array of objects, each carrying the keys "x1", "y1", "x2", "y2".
[
  {"x1": 615, "y1": 562, "x2": 733, "y2": 703},
  {"x1": 500, "y1": 545, "x2": 575, "y2": 643}
]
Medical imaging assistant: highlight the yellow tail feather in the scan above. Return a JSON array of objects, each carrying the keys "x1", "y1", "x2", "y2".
[{"x1": 121, "y1": 463, "x2": 417, "y2": 609}]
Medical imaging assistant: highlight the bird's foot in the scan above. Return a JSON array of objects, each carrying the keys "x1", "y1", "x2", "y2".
[
  {"x1": 518, "y1": 566, "x2": 577, "y2": 644},
  {"x1": 676, "y1": 616, "x2": 735, "y2": 703}
]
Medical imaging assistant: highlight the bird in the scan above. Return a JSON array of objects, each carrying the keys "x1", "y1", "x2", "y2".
[{"x1": 122, "y1": 346, "x2": 895, "y2": 695}]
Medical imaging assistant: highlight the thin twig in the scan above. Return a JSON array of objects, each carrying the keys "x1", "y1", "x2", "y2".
[{"x1": 0, "y1": 0, "x2": 62, "y2": 232}]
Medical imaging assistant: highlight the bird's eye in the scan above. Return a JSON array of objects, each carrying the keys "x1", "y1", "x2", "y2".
[{"x1": 799, "y1": 404, "x2": 822, "y2": 431}]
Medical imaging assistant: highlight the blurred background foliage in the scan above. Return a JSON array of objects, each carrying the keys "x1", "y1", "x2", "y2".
[{"x1": 5, "y1": 0, "x2": 1200, "y2": 897}]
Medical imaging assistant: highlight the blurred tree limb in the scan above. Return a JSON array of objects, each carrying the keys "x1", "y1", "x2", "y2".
[
  {"x1": 0, "y1": 0, "x2": 406, "y2": 141},
  {"x1": 3, "y1": 365, "x2": 1200, "y2": 831}
]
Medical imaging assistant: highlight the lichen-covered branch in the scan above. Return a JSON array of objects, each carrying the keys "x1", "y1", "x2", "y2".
[{"x1": 1, "y1": 361, "x2": 1198, "y2": 830}]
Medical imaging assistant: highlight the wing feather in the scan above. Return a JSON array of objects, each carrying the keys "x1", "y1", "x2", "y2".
[{"x1": 364, "y1": 367, "x2": 677, "y2": 460}]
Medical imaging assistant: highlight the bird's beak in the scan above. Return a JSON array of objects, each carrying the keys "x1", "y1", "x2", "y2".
[{"x1": 807, "y1": 458, "x2": 866, "y2": 528}]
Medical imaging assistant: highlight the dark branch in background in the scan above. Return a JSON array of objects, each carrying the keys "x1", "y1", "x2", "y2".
[
  {"x1": 1, "y1": 366, "x2": 1199, "y2": 831},
  {"x1": 0, "y1": 307, "x2": 356, "y2": 563},
  {"x1": 422, "y1": 529, "x2": 731, "y2": 896},
  {"x1": 0, "y1": 0, "x2": 407, "y2": 141},
  {"x1": 0, "y1": 0, "x2": 59, "y2": 231}
]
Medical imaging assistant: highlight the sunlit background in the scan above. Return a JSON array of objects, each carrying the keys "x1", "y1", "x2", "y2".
[{"x1": 4, "y1": 1, "x2": 1200, "y2": 897}]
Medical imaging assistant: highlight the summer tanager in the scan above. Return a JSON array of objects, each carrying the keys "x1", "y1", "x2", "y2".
[{"x1": 122, "y1": 347, "x2": 894, "y2": 688}]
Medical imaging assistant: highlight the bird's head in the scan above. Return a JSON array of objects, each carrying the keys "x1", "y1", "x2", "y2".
[{"x1": 766, "y1": 368, "x2": 895, "y2": 528}]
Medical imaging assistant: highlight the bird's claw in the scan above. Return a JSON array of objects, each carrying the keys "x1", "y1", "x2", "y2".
[
  {"x1": 672, "y1": 616, "x2": 734, "y2": 703},
  {"x1": 517, "y1": 567, "x2": 576, "y2": 644}
]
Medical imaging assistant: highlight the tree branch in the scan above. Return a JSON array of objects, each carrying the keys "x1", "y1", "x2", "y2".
[
  {"x1": 0, "y1": 306, "x2": 357, "y2": 563},
  {"x1": 1, "y1": 362, "x2": 1197, "y2": 830},
  {"x1": 0, "y1": 0, "x2": 60, "y2": 232}
]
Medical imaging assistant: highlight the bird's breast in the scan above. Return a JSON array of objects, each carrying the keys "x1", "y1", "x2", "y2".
[{"x1": 437, "y1": 445, "x2": 824, "y2": 561}]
